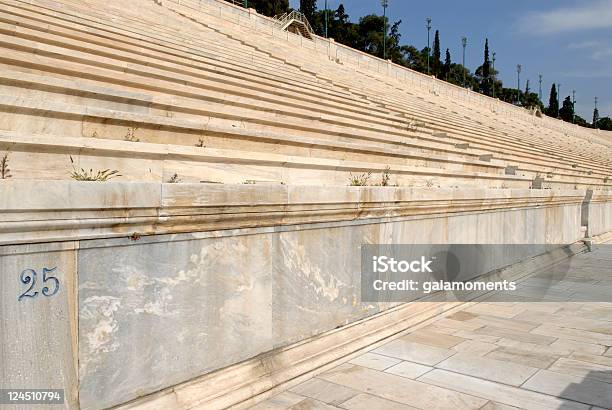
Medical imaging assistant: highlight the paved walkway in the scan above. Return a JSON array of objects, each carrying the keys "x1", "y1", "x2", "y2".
[{"x1": 250, "y1": 243, "x2": 612, "y2": 410}]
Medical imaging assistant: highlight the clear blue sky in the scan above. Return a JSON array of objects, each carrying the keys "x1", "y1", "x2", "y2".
[{"x1": 289, "y1": 0, "x2": 612, "y2": 120}]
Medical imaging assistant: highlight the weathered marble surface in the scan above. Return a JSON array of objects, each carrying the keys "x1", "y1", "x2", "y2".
[
  {"x1": 258, "y1": 243, "x2": 612, "y2": 410},
  {"x1": 77, "y1": 234, "x2": 273, "y2": 409},
  {"x1": 76, "y1": 193, "x2": 585, "y2": 408},
  {"x1": 589, "y1": 193, "x2": 612, "y2": 236},
  {"x1": 0, "y1": 182, "x2": 605, "y2": 409},
  {"x1": 0, "y1": 242, "x2": 78, "y2": 409}
]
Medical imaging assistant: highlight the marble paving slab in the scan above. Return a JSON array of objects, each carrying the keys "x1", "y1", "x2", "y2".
[
  {"x1": 248, "y1": 243, "x2": 612, "y2": 410},
  {"x1": 522, "y1": 369, "x2": 612, "y2": 409}
]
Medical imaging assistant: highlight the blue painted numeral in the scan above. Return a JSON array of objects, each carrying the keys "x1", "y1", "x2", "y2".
[{"x1": 18, "y1": 267, "x2": 60, "y2": 301}]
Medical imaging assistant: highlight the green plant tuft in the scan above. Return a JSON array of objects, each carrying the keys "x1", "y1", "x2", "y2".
[
  {"x1": 380, "y1": 166, "x2": 391, "y2": 186},
  {"x1": 348, "y1": 171, "x2": 371, "y2": 186},
  {"x1": 1, "y1": 151, "x2": 11, "y2": 179},
  {"x1": 124, "y1": 127, "x2": 140, "y2": 142},
  {"x1": 69, "y1": 156, "x2": 121, "y2": 181},
  {"x1": 168, "y1": 173, "x2": 181, "y2": 183}
]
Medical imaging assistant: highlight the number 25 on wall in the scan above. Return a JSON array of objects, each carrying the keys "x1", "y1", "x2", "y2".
[{"x1": 18, "y1": 267, "x2": 60, "y2": 301}]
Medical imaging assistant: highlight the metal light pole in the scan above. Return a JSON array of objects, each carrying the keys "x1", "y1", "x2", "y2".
[
  {"x1": 572, "y1": 90, "x2": 576, "y2": 123},
  {"x1": 426, "y1": 17, "x2": 432, "y2": 75},
  {"x1": 557, "y1": 83, "x2": 561, "y2": 117},
  {"x1": 461, "y1": 36, "x2": 467, "y2": 87},
  {"x1": 324, "y1": 0, "x2": 328, "y2": 38},
  {"x1": 538, "y1": 74, "x2": 543, "y2": 102},
  {"x1": 492, "y1": 52, "x2": 496, "y2": 98},
  {"x1": 381, "y1": 0, "x2": 388, "y2": 60},
  {"x1": 516, "y1": 64, "x2": 522, "y2": 105}
]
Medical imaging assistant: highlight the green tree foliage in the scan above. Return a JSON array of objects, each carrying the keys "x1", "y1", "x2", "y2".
[
  {"x1": 442, "y1": 48, "x2": 451, "y2": 80},
  {"x1": 331, "y1": 5, "x2": 360, "y2": 45},
  {"x1": 482, "y1": 38, "x2": 490, "y2": 79},
  {"x1": 432, "y1": 30, "x2": 441, "y2": 77},
  {"x1": 310, "y1": 4, "x2": 359, "y2": 45},
  {"x1": 574, "y1": 115, "x2": 589, "y2": 127},
  {"x1": 223, "y1": 1, "x2": 579, "y2": 127},
  {"x1": 547, "y1": 84, "x2": 559, "y2": 117},
  {"x1": 447, "y1": 64, "x2": 477, "y2": 89},
  {"x1": 474, "y1": 38, "x2": 492, "y2": 95},
  {"x1": 559, "y1": 96, "x2": 574, "y2": 122},
  {"x1": 357, "y1": 14, "x2": 386, "y2": 57},
  {"x1": 497, "y1": 87, "x2": 519, "y2": 104},
  {"x1": 596, "y1": 117, "x2": 612, "y2": 130},
  {"x1": 593, "y1": 107, "x2": 600, "y2": 125},
  {"x1": 522, "y1": 90, "x2": 544, "y2": 111},
  {"x1": 300, "y1": 0, "x2": 316, "y2": 23},
  {"x1": 227, "y1": 0, "x2": 289, "y2": 17},
  {"x1": 386, "y1": 20, "x2": 404, "y2": 61},
  {"x1": 343, "y1": 14, "x2": 404, "y2": 61}
]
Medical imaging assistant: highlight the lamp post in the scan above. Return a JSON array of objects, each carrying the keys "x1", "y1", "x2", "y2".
[
  {"x1": 381, "y1": 0, "x2": 388, "y2": 60},
  {"x1": 324, "y1": 0, "x2": 328, "y2": 38},
  {"x1": 426, "y1": 17, "x2": 432, "y2": 75},
  {"x1": 557, "y1": 83, "x2": 561, "y2": 117},
  {"x1": 492, "y1": 52, "x2": 496, "y2": 98},
  {"x1": 572, "y1": 90, "x2": 576, "y2": 123},
  {"x1": 516, "y1": 64, "x2": 522, "y2": 105},
  {"x1": 538, "y1": 74, "x2": 543, "y2": 102},
  {"x1": 461, "y1": 36, "x2": 467, "y2": 87}
]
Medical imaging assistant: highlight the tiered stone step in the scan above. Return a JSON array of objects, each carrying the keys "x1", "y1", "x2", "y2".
[
  {"x1": 0, "y1": 0, "x2": 609, "y2": 190},
  {"x1": 165, "y1": 0, "x2": 611, "y2": 184}
]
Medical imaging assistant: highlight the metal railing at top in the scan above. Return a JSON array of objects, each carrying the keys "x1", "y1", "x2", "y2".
[{"x1": 273, "y1": 10, "x2": 314, "y2": 35}]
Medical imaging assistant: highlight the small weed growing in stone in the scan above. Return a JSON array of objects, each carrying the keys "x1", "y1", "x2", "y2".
[
  {"x1": 1, "y1": 151, "x2": 11, "y2": 179},
  {"x1": 69, "y1": 156, "x2": 121, "y2": 181},
  {"x1": 124, "y1": 127, "x2": 140, "y2": 142},
  {"x1": 168, "y1": 173, "x2": 181, "y2": 183},
  {"x1": 348, "y1": 172, "x2": 371, "y2": 186},
  {"x1": 195, "y1": 139, "x2": 205, "y2": 147},
  {"x1": 380, "y1": 166, "x2": 391, "y2": 186}
]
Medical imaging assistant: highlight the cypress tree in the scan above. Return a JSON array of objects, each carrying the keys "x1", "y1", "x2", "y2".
[
  {"x1": 478, "y1": 38, "x2": 491, "y2": 95},
  {"x1": 483, "y1": 38, "x2": 490, "y2": 79},
  {"x1": 432, "y1": 30, "x2": 441, "y2": 77},
  {"x1": 559, "y1": 96, "x2": 574, "y2": 122},
  {"x1": 547, "y1": 84, "x2": 559, "y2": 117},
  {"x1": 443, "y1": 48, "x2": 451, "y2": 80},
  {"x1": 593, "y1": 107, "x2": 600, "y2": 125}
]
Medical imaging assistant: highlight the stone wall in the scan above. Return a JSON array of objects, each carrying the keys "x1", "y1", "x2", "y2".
[
  {"x1": 0, "y1": 181, "x2": 601, "y2": 409},
  {"x1": 588, "y1": 192, "x2": 612, "y2": 236}
]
